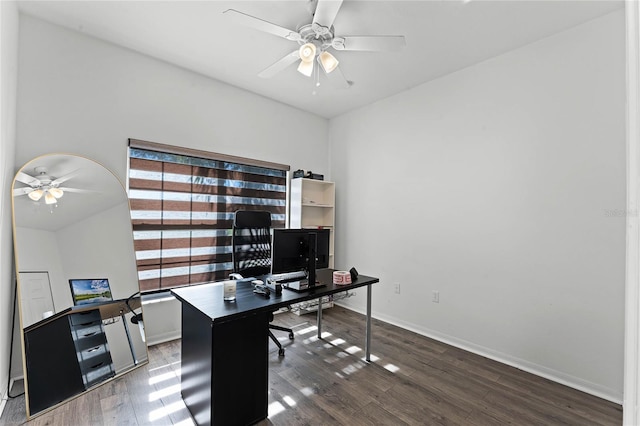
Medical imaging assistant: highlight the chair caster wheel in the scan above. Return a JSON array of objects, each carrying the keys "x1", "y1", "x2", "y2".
[
  {"x1": 288, "y1": 333, "x2": 294, "y2": 340},
  {"x1": 278, "y1": 348, "x2": 285, "y2": 356}
]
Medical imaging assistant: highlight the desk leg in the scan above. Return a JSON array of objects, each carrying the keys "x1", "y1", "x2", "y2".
[
  {"x1": 121, "y1": 311, "x2": 138, "y2": 365},
  {"x1": 317, "y1": 297, "x2": 323, "y2": 339},
  {"x1": 366, "y1": 284, "x2": 372, "y2": 362}
]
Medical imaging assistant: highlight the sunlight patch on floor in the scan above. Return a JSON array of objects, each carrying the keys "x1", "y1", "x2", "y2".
[
  {"x1": 148, "y1": 361, "x2": 180, "y2": 372},
  {"x1": 148, "y1": 370, "x2": 178, "y2": 385},
  {"x1": 297, "y1": 325, "x2": 317, "y2": 335},
  {"x1": 148, "y1": 384, "x2": 181, "y2": 401},
  {"x1": 303, "y1": 335, "x2": 319, "y2": 344},
  {"x1": 148, "y1": 400, "x2": 187, "y2": 421},
  {"x1": 174, "y1": 418, "x2": 195, "y2": 426},
  {"x1": 300, "y1": 386, "x2": 314, "y2": 397},
  {"x1": 268, "y1": 401, "x2": 286, "y2": 416},
  {"x1": 330, "y1": 338, "x2": 346, "y2": 345},
  {"x1": 384, "y1": 363, "x2": 400, "y2": 373},
  {"x1": 282, "y1": 395, "x2": 297, "y2": 407},
  {"x1": 342, "y1": 362, "x2": 363, "y2": 375},
  {"x1": 345, "y1": 345, "x2": 361, "y2": 354}
]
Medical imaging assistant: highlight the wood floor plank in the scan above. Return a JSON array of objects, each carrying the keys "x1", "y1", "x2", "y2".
[
  {"x1": 122, "y1": 365, "x2": 167, "y2": 426},
  {"x1": 99, "y1": 379, "x2": 137, "y2": 426},
  {"x1": 493, "y1": 365, "x2": 623, "y2": 424},
  {"x1": 278, "y1": 364, "x2": 373, "y2": 422},
  {"x1": 267, "y1": 368, "x2": 342, "y2": 425},
  {"x1": 352, "y1": 400, "x2": 412, "y2": 426},
  {"x1": 379, "y1": 376, "x2": 474, "y2": 425}
]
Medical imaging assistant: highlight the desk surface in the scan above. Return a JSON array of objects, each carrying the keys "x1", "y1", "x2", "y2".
[
  {"x1": 171, "y1": 269, "x2": 379, "y2": 323},
  {"x1": 24, "y1": 297, "x2": 142, "y2": 333}
]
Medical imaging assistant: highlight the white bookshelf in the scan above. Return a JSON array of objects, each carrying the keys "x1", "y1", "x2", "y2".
[
  {"x1": 289, "y1": 178, "x2": 335, "y2": 314},
  {"x1": 290, "y1": 178, "x2": 335, "y2": 269}
]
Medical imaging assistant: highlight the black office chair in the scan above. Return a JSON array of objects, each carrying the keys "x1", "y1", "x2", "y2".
[{"x1": 232, "y1": 210, "x2": 294, "y2": 356}]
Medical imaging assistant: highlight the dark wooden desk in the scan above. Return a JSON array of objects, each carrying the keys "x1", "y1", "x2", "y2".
[{"x1": 171, "y1": 269, "x2": 379, "y2": 426}]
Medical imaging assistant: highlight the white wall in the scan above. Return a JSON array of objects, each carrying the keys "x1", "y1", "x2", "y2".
[
  {"x1": 56, "y1": 202, "x2": 139, "y2": 301},
  {"x1": 330, "y1": 10, "x2": 626, "y2": 402},
  {"x1": 15, "y1": 227, "x2": 66, "y2": 310},
  {"x1": 15, "y1": 14, "x2": 330, "y2": 345},
  {"x1": 16, "y1": 14, "x2": 329, "y2": 181},
  {"x1": 0, "y1": 0, "x2": 19, "y2": 413}
]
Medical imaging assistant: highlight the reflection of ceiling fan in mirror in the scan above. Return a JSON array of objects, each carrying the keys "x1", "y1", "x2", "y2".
[
  {"x1": 13, "y1": 167, "x2": 88, "y2": 205},
  {"x1": 224, "y1": 0, "x2": 406, "y2": 88}
]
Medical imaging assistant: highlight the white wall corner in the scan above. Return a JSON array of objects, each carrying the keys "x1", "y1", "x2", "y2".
[
  {"x1": 0, "y1": 0, "x2": 19, "y2": 419},
  {"x1": 0, "y1": 386, "x2": 8, "y2": 421},
  {"x1": 624, "y1": 1, "x2": 640, "y2": 424}
]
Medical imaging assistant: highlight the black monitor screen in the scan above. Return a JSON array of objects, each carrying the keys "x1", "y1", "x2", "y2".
[
  {"x1": 315, "y1": 229, "x2": 331, "y2": 269},
  {"x1": 271, "y1": 229, "x2": 330, "y2": 274},
  {"x1": 69, "y1": 279, "x2": 113, "y2": 306}
]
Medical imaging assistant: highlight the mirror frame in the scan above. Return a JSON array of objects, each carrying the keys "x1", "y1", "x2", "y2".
[{"x1": 11, "y1": 153, "x2": 149, "y2": 418}]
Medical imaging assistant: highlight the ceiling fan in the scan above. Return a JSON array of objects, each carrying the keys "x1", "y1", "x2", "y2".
[
  {"x1": 223, "y1": 0, "x2": 406, "y2": 88},
  {"x1": 13, "y1": 167, "x2": 88, "y2": 205}
]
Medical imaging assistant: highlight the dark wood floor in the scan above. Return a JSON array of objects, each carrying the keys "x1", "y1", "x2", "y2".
[{"x1": 1, "y1": 306, "x2": 622, "y2": 425}]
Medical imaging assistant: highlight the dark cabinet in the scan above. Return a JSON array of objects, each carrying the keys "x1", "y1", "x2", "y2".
[
  {"x1": 24, "y1": 315, "x2": 85, "y2": 414},
  {"x1": 69, "y1": 310, "x2": 115, "y2": 388},
  {"x1": 24, "y1": 308, "x2": 114, "y2": 415}
]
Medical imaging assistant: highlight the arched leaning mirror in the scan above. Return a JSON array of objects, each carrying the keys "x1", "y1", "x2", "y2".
[{"x1": 11, "y1": 154, "x2": 148, "y2": 418}]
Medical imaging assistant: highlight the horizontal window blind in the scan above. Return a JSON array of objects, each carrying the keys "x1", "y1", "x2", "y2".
[{"x1": 128, "y1": 142, "x2": 288, "y2": 292}]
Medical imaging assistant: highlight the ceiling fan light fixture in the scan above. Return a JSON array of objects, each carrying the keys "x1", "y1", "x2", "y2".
[
  {"x1": 319, "y1": 51, "x2": 339, "y2": 73},
  {"x1": 297, "y1": 59, "x2": 314, "y2": 77},
  {"x1": 28, "y1": 189, "x2": 43, "y2": 201},
  {"x1": 298, "y1": 42, "x2": 317, "y2": 77},
  {"x1": 298, "y1": 42, "x2": 316, "y2": 63},
  {"x1": 44, "y1": 192, "x2": 57, "y2": 205},
  {"x1": 49, "y1": 187, "x2": 64, "y2": 198}
]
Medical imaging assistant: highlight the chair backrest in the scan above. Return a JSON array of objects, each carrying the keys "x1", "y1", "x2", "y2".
[{"x1": 232, "y1": 210, "x2": 272, "y2": 277}]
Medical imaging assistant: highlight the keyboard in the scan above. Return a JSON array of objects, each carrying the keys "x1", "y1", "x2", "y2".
[{"x1": 268, "y1": 270, "x2": 307, "y2": 283}]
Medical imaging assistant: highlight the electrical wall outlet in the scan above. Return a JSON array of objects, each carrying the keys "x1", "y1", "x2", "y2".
[
  {"x1": 394, "y1": 283, "x2": 401, "y2": 294},
  {"x1": 432, "y1": 290, "x2": 439, "y2": 303}
]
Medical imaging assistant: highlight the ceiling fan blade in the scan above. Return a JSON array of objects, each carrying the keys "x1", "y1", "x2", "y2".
[
  {"x1": 15, "y1": 172, "x2": 41, "y2": 187},
  {"x1": 312, "y1": 0, "x2": 343, "y2": 29},
  {"x1": 12, "y1": 187, "x2": 34, "y2": 197},
  {"x1": 334, "y1": 36, "x2": 406, "y2": 52},
  {"x1": 51, "y1": 169, "x2": 80, "y2": 186},
  {"x1": 223, "y1": 9, "x2": 300, "y2": 42},
  {"x1": 325, "y1": 65, "x2": 351, "y2": 89},
  {"x1": 258, "y1": 50, "x2": 301, "y2": 78},
  {"x1": 57, "y1": 187, "x2": 93, "y2": 193}
]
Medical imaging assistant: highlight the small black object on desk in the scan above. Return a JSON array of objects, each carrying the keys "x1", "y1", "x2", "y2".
[{"x1": 253, "y1": 284, "x2": 270, "y2": 297}]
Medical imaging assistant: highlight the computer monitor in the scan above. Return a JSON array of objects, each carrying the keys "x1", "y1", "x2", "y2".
[
  {"x1": 68, "y1": 279, "x2": 113, "y2": 306},
  {"x1": 315, "y1": 229, "x2": 331, "y2": 269},
  {"x1": 271, "y1": 229, "x2": 330, "y2": 285}
]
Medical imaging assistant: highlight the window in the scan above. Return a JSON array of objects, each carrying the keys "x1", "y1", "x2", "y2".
[{"x1": 127, "y1": 139, "x2": 289, "y2": 292}]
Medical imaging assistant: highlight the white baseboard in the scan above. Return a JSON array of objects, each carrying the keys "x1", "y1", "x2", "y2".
[
  {"x1": 336, "y1": 302, "x2": 622, "y2": 404},
  {"x1": 0, "y1": 377, "x2": 15, "y2": 420},
  {"x1": 0, "y1": 398, "x2": 6, "y2": 421},
  {"x1": 0, "y1": 390, "x2": 7, "y2": 421}
]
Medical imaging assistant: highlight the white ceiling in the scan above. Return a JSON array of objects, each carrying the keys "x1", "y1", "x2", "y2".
[{"x1": 17, "y1": 0, "x2": 623, "y2": 119}]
